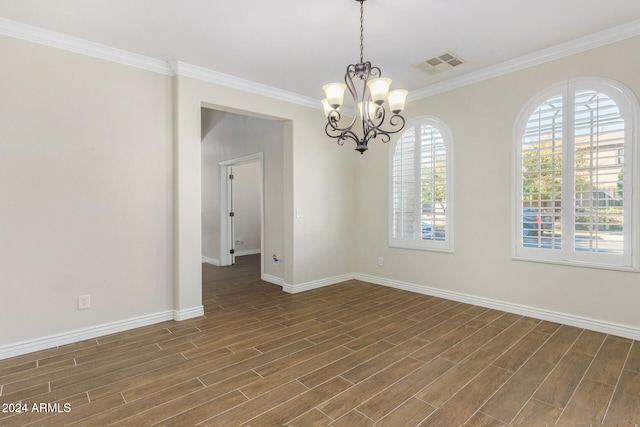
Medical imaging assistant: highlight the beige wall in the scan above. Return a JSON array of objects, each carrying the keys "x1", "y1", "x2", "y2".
[
  {"x1": 354, "y1": 36, "x2": 640, "y2": 333},
  {"x1": 0, "y1": 36, "x2": 174, "y2": 346}
]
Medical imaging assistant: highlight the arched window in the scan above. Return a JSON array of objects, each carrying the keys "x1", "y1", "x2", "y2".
[
  {"x1": 390, "y1": 117, "x2": 453, "y2": 252},
  {"x1": 514, "y1": 78, "x2": 638, "y2": 270}
]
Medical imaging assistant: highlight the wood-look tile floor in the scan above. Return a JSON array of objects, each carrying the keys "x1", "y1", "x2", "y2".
[{"x1": 1, "y1": 254, "x2": 639, "y2": 426}]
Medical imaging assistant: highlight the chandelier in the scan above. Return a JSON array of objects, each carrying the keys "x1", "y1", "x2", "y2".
[{"x1": 322, "y1": 0, "x2": 408, "y2": 154}]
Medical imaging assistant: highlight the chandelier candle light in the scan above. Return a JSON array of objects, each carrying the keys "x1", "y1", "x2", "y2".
[{"x1": 322, "y1": 0, "x2": 408, "y2": 154}]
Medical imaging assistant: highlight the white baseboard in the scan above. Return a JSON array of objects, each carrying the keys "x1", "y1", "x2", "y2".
[
  {"x1": 202, "y1": 256, "x2": 220, "y2": 266},
  {"x1": 202, "y1": 252, "x2": 259, "y2": 264},
  {"x1": 0, "y1": 311, "x2": 175, "y2": 360},
  {"x1": 235, "y1": 249, "x2": 261, "y2": 257},
  {"x1": 0, "y1": 305, "x2": 207, "y2": 360},
  {"x1": 283, "y1": 273, "x2": 355, "y2": 294},
  {"x1": 262, "y1": 273, "x2": 284, "y2": 286},
  {"x1": 174, "y1": 305, "x2": 204, "y2": 321},
  {"x1": 354, "y1": 273, "x2": 640, "y2": 341}
]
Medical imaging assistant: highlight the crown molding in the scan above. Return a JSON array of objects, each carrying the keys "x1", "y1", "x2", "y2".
[
  {"x1": 410, "y1": 18, "x2": 640, "y2": 100},
  {"x1": 0, "y1": 17, "x2": 319, "y2": 109},
  {"x1": 170, "y1": 61, "x2": 319, "y2": 109},
  {"x1": 3, "y1": 16, "x2": 639, "y2": 109},
  {"x1": 0, "y1": 17, "x2": 173, "y2": 75}
]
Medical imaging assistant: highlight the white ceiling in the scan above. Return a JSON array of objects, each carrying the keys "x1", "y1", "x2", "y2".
[{"x1": 2, "y1": 0, "x2": 640, "y2": 100}]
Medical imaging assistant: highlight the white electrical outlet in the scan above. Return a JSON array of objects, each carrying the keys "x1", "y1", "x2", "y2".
[
  {"x1": 378, "y1": 256, "x2": 384, "y2": 266},
  {"x1": 78, "y1": 295, "x2": 91, "y2": 310}
]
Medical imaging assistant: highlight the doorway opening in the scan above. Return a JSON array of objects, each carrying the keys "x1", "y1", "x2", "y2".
[
  {"x1": 219, "y1": 154, "x2": 263, "y2": 273},
  {"x1": 200, "y1": 107, "x2": 285, "y2": 288}
]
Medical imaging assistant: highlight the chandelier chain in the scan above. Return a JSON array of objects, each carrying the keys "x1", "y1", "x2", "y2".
[{"x1": 359, "y1": 0, "x2": 364, "y2": 64}]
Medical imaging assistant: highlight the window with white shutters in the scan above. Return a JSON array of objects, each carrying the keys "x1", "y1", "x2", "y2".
[
  {"x1": 390, "y1": 117, "x2": 453, "y2": 252},
  {"x1": 514, "y1": 79, "x2": 638, "y2": 270}
]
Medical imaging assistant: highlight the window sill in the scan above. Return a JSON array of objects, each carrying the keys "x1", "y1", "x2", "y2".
[
  {"x1": 512, "y1": 255, "x2": 639, "y2": 273},
  {"x1": 389, "y1": 242, "x2": 454, "y2": 254}
]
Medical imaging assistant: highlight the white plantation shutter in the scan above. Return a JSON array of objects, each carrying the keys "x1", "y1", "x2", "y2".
[
  {"x1": 573, "y1": 89, "x2": 625, "y2": 259},
  {"x1": 520, "y1": 93, "x2": 563, "y2": 251},
  {"x1": 392, "y1": 127, "x2": 416, "y2": 239},
  {"x1": 390, "y1": 117, "x2": 453, "y2": 252},
  {"x1": 420, "y1": 125, "x2": 447, "y2": 242},
  {"x1": 515, "y1": 79, "x2": 636, "y2": 270}
]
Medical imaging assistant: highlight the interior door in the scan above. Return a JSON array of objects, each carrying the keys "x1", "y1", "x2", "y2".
[{"x1": 228, "y1": 166, "x2": 236, "y2": 265}]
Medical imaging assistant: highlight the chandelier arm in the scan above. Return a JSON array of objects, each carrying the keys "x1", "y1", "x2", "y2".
[
  {"x1": 388, "y1": 113, "x2": 406, "y2": 129},
  {"x1": 361, "y1": 65, "x2": 380, "y2": 128},
  {"x1": 364, "y1": 103, "x2": 384, "y2": 128},
  {"x1": 365, "y1": 112, "x2": 407, "y2": 143},
  {"x1": 325, "y1": 123, "x2": 361, "y2": 147},
  {"x1": 324, "y1": 109, "x2": 362, "y2": 147},
  {"x1": 376, "y1": 114, "x2": 407, "y2": 139},
  {"x1": 325, "y1": 109, "x2": 347, "y2": 133},
  {"x1": 381, "y1": 114, "x2": 406, "y2": 135},
  {"x1": 342, "y1": 64, "x2": 360, "y2": 130},
  {"x1": 359, "y1": 72, "x2": 370, "y2": 126}
]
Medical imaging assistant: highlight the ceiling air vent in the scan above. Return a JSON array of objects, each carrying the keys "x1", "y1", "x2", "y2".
[{"x1": 415, "y1": 52, "x2": 465, "y2": 75}]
